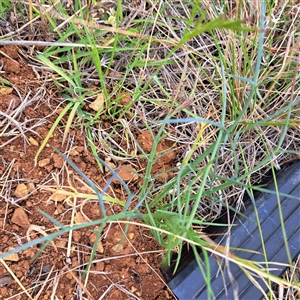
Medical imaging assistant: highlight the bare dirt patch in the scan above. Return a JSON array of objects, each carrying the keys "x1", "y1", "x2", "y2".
[{"x1": 0, "y1": 46, "x2": 176, "y2": 299}]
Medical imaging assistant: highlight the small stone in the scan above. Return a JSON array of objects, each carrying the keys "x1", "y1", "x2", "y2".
[
  {"x1": 71, "y1": 257, "x2": 80, "y2": 268},
  {"x1": 38, "y1": 158, "x2": 51, "y2": 168},
  {"x1": 128, "y1": 233, "x2": 134, "y2": 240},
  {"x1": 112, "y1": 243, "x2": 123, "y2": 253},
  {"x1": 27, "y1": 182, "x2": 35, "y2": 192},
  {"x1": 53, "y1": 205, "x2": 64, "y2": 215},
  {"x1": 0, "y1": 87, "x2": 13, "y2": 95},
  {"x1": 65, "y1": 272, "x2": 73, "y2": 280},
  {"x1": 26, "y1": 201, "x2": 33, "y2": 207},
  {"x1": 44, "y1": 164, "x2": 53, "y2": 173},
  {"x1": 74, "y1": 212, "x2": 87, "y2": 224},
  {"x1": 90, "y1": 229, "x2": 104, "y2": 253},
  {"x1": 105, "y1": 161, "x2": 116, "y2": 172},
  {"x1": 119, "y1": 93, "x2": 131, "y2": 105},
  {"x1": 0, "y1": 276, "x2": 12, "y2": 287},
  {"x1": 15, "y1": 271, "x2": 22, "y2": 278},
  {"x1": 11, "y1": 207, "x2": 30, "y2": 229},
  {"x1": 76, "y1": 146, "x2": 84, "y2": 153},
  {"x1": 2, "y1": 248, "x2": 19, "y2": 261},
  {"x1": 112, "y1": 164, "x2": 138, "y2": 183},
  {"x1": 55, "y1": 240, "x2": 67, "y2": 248},
  {"x1": 42, "y1": 265, "x2": 51, "y2": 273},
  {"x1": 96, "y1": 241, "x2": 104, "y2": 253},
  {"x1": 69, "y1": 149, "x2": 79, "y2": 156},
  {"x1": 72, "y1": 231, "x2": 81, "y2": 243},
  {"x1": 55, "y1": 108, "x2": 64, "y2": 115},
  {"x1": 14, "y1": 184, "x2": 28, "y2": 198},
  {"x1": 23, "y1": 248, "x2": 35, "y2": 258},
  {"x1": 2, "y1": 235, "x2": 8, "y2": 243},
  {"x1": 29, "y1": 137, "x2": 39, "y2": 146},
  {"x1": 53, "y1": 154, "x2": 64, "y2": 168},
  {"x1": 0, "y1": 287, "x2": 8, "y2": 296},
  {"x1": 96, "y1": 261, "x2": 104, "y2": 271},
  {"x1": 3, "y1": 60, "x2": 20, "y2": 73}
]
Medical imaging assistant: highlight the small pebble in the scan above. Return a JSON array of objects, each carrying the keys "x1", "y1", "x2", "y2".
[{"x1": 11, "y1": 207, "x2": 30, "y2": 229}]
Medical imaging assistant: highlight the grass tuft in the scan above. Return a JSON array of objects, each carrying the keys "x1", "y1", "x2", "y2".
[{"x1": 1, "y1": 0, "x2": 300, "y2": 299}]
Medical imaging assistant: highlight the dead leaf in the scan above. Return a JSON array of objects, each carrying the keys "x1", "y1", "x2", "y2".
[
  {"x1": 50, "y1": 192, "x2": 68, "y2": 202},
  {"x1": 89, "y1": 93, "x2": 105, "y2": 112},
  {"x1": 27, "y1": 225, "x2": 58, "y2": 252}
]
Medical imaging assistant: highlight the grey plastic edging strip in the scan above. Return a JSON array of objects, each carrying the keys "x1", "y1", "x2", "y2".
[{"x1": 168, "y1": 161, "x2": 300, "y2": 299}]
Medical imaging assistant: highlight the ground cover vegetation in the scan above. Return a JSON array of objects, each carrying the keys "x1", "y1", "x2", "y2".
[{"x1": 0, "y1": 0, "x2": 299, "y2": 299}]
